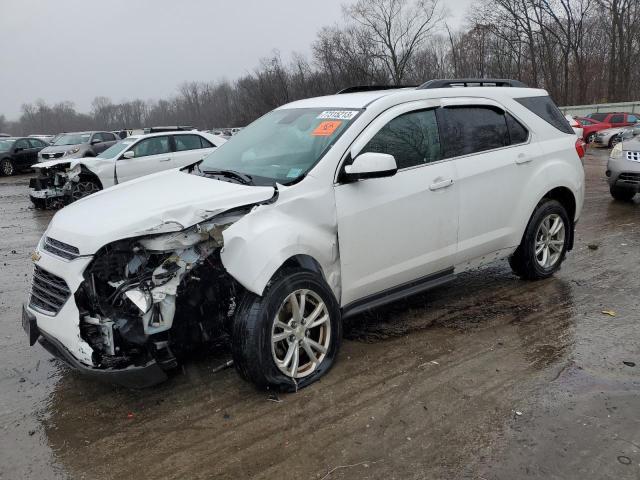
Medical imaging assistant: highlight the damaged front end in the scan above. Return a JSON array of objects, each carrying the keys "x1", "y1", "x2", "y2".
[
  {"x1": 72, "y1": 210, "x2": 247, "y2": 385},
  {"x1": 29, "y1": 163, "x2": 77, "y2": 209}
]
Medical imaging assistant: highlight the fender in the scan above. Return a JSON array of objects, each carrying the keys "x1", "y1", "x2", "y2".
[{"x1": 220, "y1": 184, "x2": 341, "y2": 301}]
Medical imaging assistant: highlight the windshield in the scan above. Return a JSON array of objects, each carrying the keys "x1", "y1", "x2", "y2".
[
  {"x1": 99, "y1": 139, "x2": 135, "y2": 159},
  {"x1": 199, "y1": 108, "x2": 360, "y2": 184},
  {"x1": 0, "y1": 139, "x2": 15, "y2": 152},
  {"x1": 53, "y1": 133, "x2": 91, "y2": 146}
]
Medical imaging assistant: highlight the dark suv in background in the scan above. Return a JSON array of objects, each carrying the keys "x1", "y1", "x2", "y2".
[
  {"x1": 38, "y1": 131, "x2": 119, "y2": 161},
  {"x1": 0, "y1": 137, "x2": 49, "y2": 176}
]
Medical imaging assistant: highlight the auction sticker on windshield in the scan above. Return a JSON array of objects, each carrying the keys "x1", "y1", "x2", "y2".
[
  {"x1": 317, "y1": 110, "x2": 359, "y2": 120},
  {"x1": 312, "y1": 121, "x2": 342, "y2": 136}
]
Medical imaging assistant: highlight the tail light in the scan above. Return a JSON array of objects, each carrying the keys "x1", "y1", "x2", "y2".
[{"x1": 575, "y1": 139, "x2": 586, "y2": 159}]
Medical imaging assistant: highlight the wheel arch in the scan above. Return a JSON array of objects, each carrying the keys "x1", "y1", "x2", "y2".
[{"x1": 78, "y1": 165, "x2": 103, "y2": 190}]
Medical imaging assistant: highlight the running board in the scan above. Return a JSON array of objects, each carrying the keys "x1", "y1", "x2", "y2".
[{"x1": 341, "y1": 268, "x2": 455, "y2": 319}]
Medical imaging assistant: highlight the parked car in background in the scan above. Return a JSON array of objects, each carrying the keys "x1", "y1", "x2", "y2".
[
  {"x1": 29, "y1": 131, "x2": 225, "y2": 208},
  {"x1": 38, "y1": 131, "x2": 119, "y2": 161},
  {"x1": 607, "y1": 137, "x2": 640, "y2": 201},
  {"x1": 0, "y1": 137, "x2": 49, "y2": 176},
  {"x1": 565, "y1": 115, "x2": 583, "y2": 138},
  {"x1": 0, "y1": 133, "x2": 11, "y2": 138},
  {"x1": 593, "y1": 126, "x2": 637, "y2": 148},
  {"x1": 29, "y1": 134, "x2": 55, "y2": 143},
  {"x1": 587, "y1": 112, "x2": 638, "y2": 127},
  {"x1": 575, "y1": 117, "x2": 612, "y2": 143},
  {"x1": 143, "y1": 126, "x2": 196, "y2": 134},
  {"x1": 21, "y1": 79, "x2": 585, "y2": 391}
]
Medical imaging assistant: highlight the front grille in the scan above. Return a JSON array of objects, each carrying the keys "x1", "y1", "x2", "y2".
[
  {"x1": 43, "y1": 152, "x2": 64, "y2": 159},
  {"x1": 619, "y1": 172, "x2": 640, "y2": 184},
  {"x1": 625, "y1": 151, "x2": 640, "y2": 162},
  {"x1": 29, "y1": 265, "x2": 71, "y2": 316},
  {"x1": 42, "y1": 236, "x2": 80, "y2": 260}
]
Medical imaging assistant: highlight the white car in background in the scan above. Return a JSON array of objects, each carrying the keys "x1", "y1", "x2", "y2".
[
  {"x1": 565, "y1": 115, "x2": 583, "y2": 139},
  {"x1": 29, "y1": 131, "x2": 226, "y2": 208}
]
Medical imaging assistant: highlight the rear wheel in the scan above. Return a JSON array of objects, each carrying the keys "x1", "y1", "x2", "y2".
[
  {"x1": 586, "y1": 132, "x2": 596, "y2": 143},
  {"x1": 509, "y1": 199, "x2": 570, "y2": 280},
  {"x1": 610, "y1": 185, "x2": 636, "y2": 202},
  {"x1": 1, "y1": 158, "x2": 15, "y2": 176},
  {"x1": 232, "y1": 269, "x2": 342, "y2": 392},
  {"x1": 609, "y1": 135, "x2": 621, "y2": 148}
]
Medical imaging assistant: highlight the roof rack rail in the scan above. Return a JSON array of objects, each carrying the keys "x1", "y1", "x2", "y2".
[
  {"x1": 418, "y1": 78, "x2": 528, "y2": 89},
  {"x1": 336, "y1": 85, "x2": 417, "y2": 94}
]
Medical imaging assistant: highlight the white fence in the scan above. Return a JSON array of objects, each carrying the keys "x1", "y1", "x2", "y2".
[{"x1": 560, "y1": 101, "x2": 640, "y2": 117}]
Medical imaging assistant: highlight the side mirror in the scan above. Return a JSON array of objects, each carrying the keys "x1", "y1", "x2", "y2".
[
  {"x1": 91, "y1": 138, "x2": 101, "y2": 145},
  {"x1": 344, "y1": 152, "x2": 397, "y2": 181},
  {"x1": 122, "y1": 150, "x2": 135, "y2": 159}
]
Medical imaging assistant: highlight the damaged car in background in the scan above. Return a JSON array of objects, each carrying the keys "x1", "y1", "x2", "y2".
[
  {"x1": 29, "y1": 131, "x2": 225, "y2": 209},
  {"x1": 23, "y1": 79, "x2": 584, "y2": 391}
]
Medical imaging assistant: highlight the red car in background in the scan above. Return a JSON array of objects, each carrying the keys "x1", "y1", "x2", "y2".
[
  {"x1": 575, "y1": 117, "x2": 612, "y2": 143},
  {"x1": 586, "y1": 112, "x2": 638, "y2": 128}
]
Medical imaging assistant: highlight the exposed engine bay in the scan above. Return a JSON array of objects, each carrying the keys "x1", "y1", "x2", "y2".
[
  {"x1": 73, "y1": 209, "x2": 248, "y2": 372},
  {"x1": 30, "y1": 162, "x2": 87, "y2": 209}
]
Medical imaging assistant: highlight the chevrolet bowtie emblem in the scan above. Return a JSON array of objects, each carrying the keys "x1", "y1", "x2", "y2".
[{"x1": 31, "y1": 251, "x2": 41, "y2": 262}]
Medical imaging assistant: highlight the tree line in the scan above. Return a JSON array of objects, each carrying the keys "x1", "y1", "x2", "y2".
[{"x1": 2, "y1": 0, "x2": 639, "y2": 136}]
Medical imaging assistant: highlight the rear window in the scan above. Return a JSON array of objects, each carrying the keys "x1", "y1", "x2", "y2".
[
  {"x1": 515, "y1": 96, "x2": 574, "y2": 134},
  {"x1": 588, "y1": 113, "x2": 608, "y2": 122}
]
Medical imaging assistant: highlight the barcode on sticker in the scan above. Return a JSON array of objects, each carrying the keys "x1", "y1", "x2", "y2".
[{"x1": 317, "y1": 110, "x2": 359, "y2": 120}]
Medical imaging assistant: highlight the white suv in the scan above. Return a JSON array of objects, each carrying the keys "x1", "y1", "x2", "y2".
[{"x1": 22, "y1": 79, "x2": 585, "y2": 391}]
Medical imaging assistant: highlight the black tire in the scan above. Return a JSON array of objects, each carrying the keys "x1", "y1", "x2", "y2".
[
  {"x1": 609, "y1": 135, "x2": 621, "y2": 148},
  {"x1": 610, "y1": 185, "x2": 636, "y2": 202},
  {"x1": 30, "y1": 197, "x2": 47, "y2": 209},
  {"x1": 586, "y1": 132, "x2": 596, "y2": 143},
  {"x1": 509, "y1": 199, "x2": 570, "y2": 280},
  {"x1": 231, "y1": 269, "x2": 342, "y2": 392},
  {"x1": 1, "y1": 158, "x2": 15, "y2": 176}
]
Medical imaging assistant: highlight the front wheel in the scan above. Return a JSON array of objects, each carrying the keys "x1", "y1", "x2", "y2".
[
  {"x1": 509, "y1": 199, "x2": 570, "y2": 280},
  {"x1": 609, "y1": 135, "x2": 621, "y2": 148},
  {"x1": 586, "y1": 132, "x2": 596, "y2": 143},
  {"x1": 1, "y1": 158, "x2": 15, "y2": 176},
  {"x1": 70, "y1": 179, "x2": 100, "y2": 202},
  {"x1": 610, "y1": 185, "x2": 636, "y2": 202},
  {"x1": 232, "y1": 269, "x2": 342, "y2": 392}
]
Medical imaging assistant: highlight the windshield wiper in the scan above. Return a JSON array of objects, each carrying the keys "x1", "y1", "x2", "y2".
[{"x1": 202, "y1": 169, "x2": 254, "y2": 185}]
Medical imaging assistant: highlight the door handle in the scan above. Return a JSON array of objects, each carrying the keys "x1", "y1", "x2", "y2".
[
  {"x1": 429, "y1": 178, "x2": 454, "y2": 191},
  {"x1": 159, "y1": 158, "x2": 171, "y2": 162},
  {"x1": 515, "y1": 153, "x2": 532, "y2": 164}
]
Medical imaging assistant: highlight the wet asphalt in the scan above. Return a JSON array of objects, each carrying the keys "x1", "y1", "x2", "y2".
[{"x1": 0, "y1": 148, "x2": 639, "y2": 480}]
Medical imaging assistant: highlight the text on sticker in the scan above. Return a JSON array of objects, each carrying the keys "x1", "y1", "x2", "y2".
[
  {"x1": 317, "y1": 110, "x2": 359, "y2": 120},
  {"x1": 312, "y1": 120, "x2": 342, "y2": 136}
]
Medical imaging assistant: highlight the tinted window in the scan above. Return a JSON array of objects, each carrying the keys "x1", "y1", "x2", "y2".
[
  {"x1": 505, "y1": 113, "x2": 529, "y2": 144},
  {"x1": 628, "y1": 115, "x2": 638, "y2": 123},
  {"x1": 437, "y1": 106, "x2": 509, "y2": 158},
  {"x1": 28, "y1": 139, "x2": 46, "y2": 148},
  {"x1": 101, "y1": 132, "x2": 116, "y2": 142},
  {"x1": 362, "y1": 109, "x2": 441, "y2": 169},
  {"x1": 174, "y1": 134, "x2": 204, "y2": 151},
  {"x1": 610, "y1": 114, "x2": 624, "y2": 124},
  {"x1": 131, "y1": 136, "x2": 170, "y2": 158},
  {"x1": 515, "y1": 96, "x2": 574, "y2": 134},
  {"x1": 588, "y1": 113, "x2": 607, "y2": 122},
  {"x1": 200, "y1": 136, "x2": 214, "y2": 148},
  {"x1": 15, "y1": 139, "x2": 30, "y2": 149}
]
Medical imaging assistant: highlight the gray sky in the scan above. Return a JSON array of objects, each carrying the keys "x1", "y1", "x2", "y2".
[{"x1": 1, "y1": 0, "x2": 473, "y2": 119}]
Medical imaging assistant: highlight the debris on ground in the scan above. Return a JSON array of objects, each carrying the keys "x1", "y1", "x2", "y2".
[
  {"x1": 587, "y1": 244, "x2": 599, "y2": 250},
  {"x1": 601, "y1": 310, "x2": 617, "y2": 317},
  {"x1": 127, "y1": 412, "x2": 134, "y2": 419},
  {"x1": 623, "y1": 361, "x2": 636, "y2": 367},
  {"x1": 267, "y1": 393, "x2": 283, "y2": 403},
  {"x1": 211, "y1": 360, "x2": 234, "y2": 374}
]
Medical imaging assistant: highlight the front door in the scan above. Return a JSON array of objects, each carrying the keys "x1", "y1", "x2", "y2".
[
  {"x1": 115, "y1": 135, "x2": 172, "y2": 184},
  {"x1": 334, "y1": 103, "x2": 458, "y2": 306}
]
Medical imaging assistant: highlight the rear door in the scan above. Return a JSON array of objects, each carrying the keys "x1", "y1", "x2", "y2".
[
  {"x1": 13, "y1": 139, "x2": 35, "y2": 169},
  {"x1": 170, "y1": 134, "x2": 217, "y2": 168},
  {"x1": 115, "y1": 135, "x2": 172, "y2": 183},
  {"x1": 436, "y1": 99, "x2": 539, "y2": 268}
]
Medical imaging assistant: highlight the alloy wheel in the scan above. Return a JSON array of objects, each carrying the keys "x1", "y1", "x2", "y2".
[
  {"x1": 71, "y1": 181, "x2": 99, "y2": 201},
  {"x1": 2, "y1": 159, "x2": 14, "y2": 176},
  {"x1": 271, "y1": 289, "x2": 331, "y2": 379},
  {"x1": 534, "y1": 213, "x2": 566, "y2": 269}
]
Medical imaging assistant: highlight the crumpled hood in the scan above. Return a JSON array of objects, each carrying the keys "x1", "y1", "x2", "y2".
[
  {"x1": 33, "y1": 158, "x2": 73, "y2": 169},
  {"x1": 45, "y1": 169, "x2": 276, "y2": 255}
]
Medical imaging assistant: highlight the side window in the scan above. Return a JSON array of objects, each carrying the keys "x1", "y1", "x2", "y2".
[
  {"x1": 174, "y1": 134, "x2": 205, "y2": 152},
  {"x1": 28, "y1": 139, "x2": 45, "y2": 148},
  {"x1": 200, "y1": 136, "x2": 214, "y2": 148},
  {"x1": 610, "y1": 114, "x2": 624, "y2": 124},
  {"x1": 92, "y1": 133, "x2": 104, "y2": 142},
  {"x1": 628, "y1": 115, "x2": 638, "y2": 123},
  {"x1": 515, "y1": 96, "x2": 574, "y2": 134},
  {"x1": 102, "y1": 132, "x2": 116, "y2": 142},
  {"x1": 437, "y1": 106, "x2": 509, "y2": 158},
  {"x1": 131, "y1": 136, "x2": 170, "y2": 158},
  {"x1": 15, "y1": 139, "x2": 30, "y2": 149},
  {"x1": 361, "y1": 109, "x2": 441, "y2": 169},
  {"x1": 505, "y1": 113, "x2": 529, "y2": 144}
]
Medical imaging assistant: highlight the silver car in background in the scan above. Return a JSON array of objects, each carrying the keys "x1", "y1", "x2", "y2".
[
  {"x1": 593, "y1": 125, "x2": 640, "y2": 148},
  {"x1": 38, "y1": 131, "x2": 119, "y2": 161},
  {"x1": 607, "y1": 137, "x2": 640, "y2": 201}
]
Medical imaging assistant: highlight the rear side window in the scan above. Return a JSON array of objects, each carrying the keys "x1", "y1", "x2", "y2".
[
  {"x1": 628, "y1": 115, "x2": 638, "y2": 123},
  {"x1": 362, "y1": 109, "x2": 442, "y2": 169},
  {"x1": 515, "y1": 96, "x2": 574, "y2": 134},
  {"x1": 610, "y1": 114, "x2": 624, "y2": 124},
  {"x1": 131, "y1": 136, "x2": 170, "y2": 158},
  {"x1": 200, "y1": 136, "x2": 214, "y2": 148},
  {"x1": 437, "y1": 106, "x2": 510, "y2": 158},
  {"x1": 589, "y1": 113, "x2": 607, "y2": 122},
  {"x1": 505, "y1": 113, "x2": 529, "y2": 144},
  {"x1": 174, "y1": 134, "x2": 204, "y2": 151}
]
